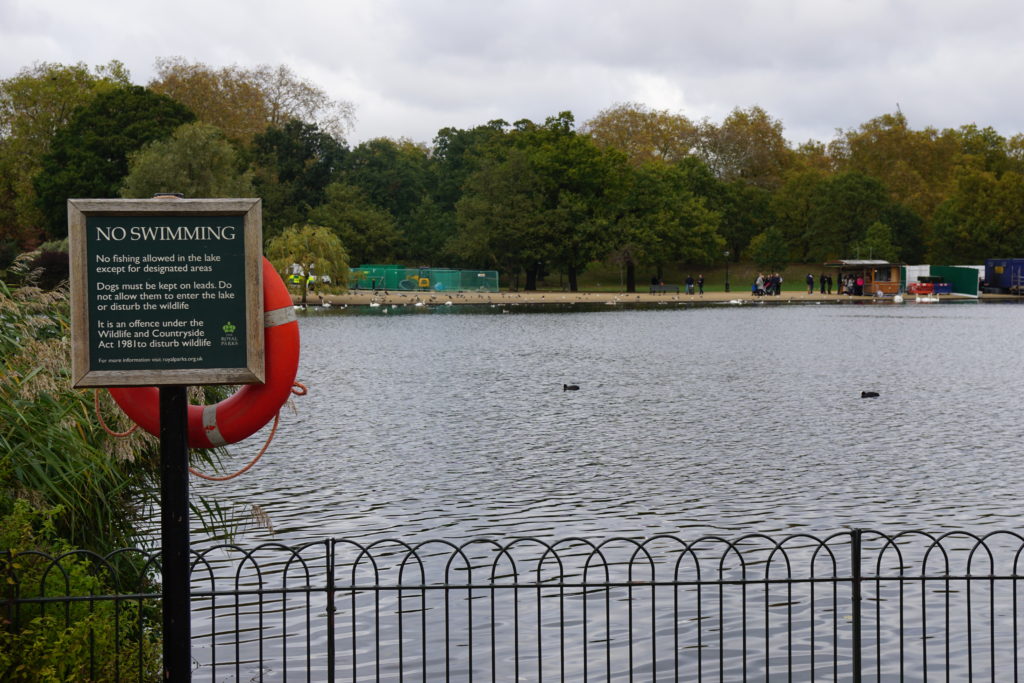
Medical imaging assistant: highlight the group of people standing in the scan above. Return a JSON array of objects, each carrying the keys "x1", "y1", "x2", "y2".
[
  {"x1": 651, "y1": 270, "x2": 871, "y2": 297},
  {"x1": 839, "y1": 274, "x2": 864, "y2": 296},
  {"x1": 750, "y1": 271, "x2": 870, "y2": 297},
  {"x1": 752, "y1": 272, "x2": 783, "y2": 296}
]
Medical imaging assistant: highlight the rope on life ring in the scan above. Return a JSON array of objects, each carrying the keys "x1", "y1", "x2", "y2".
[
  {"x1": 108, "y1": 257, "x2": 301, "y2": 449},
  {"x1": 187, "y1": 382, "x2": 307, "y2": 481},
  {"x1": 94, "y1": 389, "x2": 139, "y2": 437}
]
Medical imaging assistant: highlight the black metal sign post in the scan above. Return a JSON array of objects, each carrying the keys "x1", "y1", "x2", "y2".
[
  {"x1": 67, "y1": 198, "x2": 264, "y2": 682},
  {"x1": 160, "y1": 386, "x2": 191, "y2": 680}
]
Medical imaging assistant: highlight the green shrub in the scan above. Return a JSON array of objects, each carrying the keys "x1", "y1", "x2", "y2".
[{"x1": 1, "y1": 501, "x2": 161, "y2": 682}]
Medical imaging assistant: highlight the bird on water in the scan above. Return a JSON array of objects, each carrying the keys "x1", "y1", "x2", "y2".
[
  {"x1": 861, "y1": 391, "x2": 879, "y2": 398},
  {"x1": 563, "y1": 384, "x2": 579, "y2": 391}
]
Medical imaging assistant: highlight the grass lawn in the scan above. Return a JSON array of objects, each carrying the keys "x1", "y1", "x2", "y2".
[{"x1": 543, "y1": 261, "x2": 830, "y2": 293}]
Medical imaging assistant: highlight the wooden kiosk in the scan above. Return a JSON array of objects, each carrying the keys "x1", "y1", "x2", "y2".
[{"x1": 825, "y1": 259, "x2": 903, "y2": 296}]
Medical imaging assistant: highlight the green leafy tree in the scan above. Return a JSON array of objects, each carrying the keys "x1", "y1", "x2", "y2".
[
  {"x1": 0, "y1": 61, "x2": 129, "y2": 246},
  {"x1": 251, "y1": 119, "x2": 348, "y2": 237},
  {"x1": 265, "y1": 224, "x2": 349, "y2": 304},
  {"x1": 854, "y1": 221, "x2": 900, "y2": 261},
  {"x1": 343, "y1": 137, "x2": 431, "y2": 218},
  {"x1": 945, "y1": 123, "x2": 1014, "y2": 176},
  {"x1": 33, "y1": 85, "x2": 194, "y2": 238},
  {"x1": 512, "y1": 112, "x2": 621, "y2": 291},
  {"x1": 452, "y1": 148, "x2": 547, "y2": 289},
  {"x1": 805, "y1": 171, "x2": 921, "y2": 262},
  {"x1": 341, "y1": 137, "x2": 438, "y2": 262},
  {"x1": 717, "y1": 180, "x2": 771, "y2": 262},
  {"x1": 425, "y1": 120, "x2": 512, "y2": 262},
  {"x1": 404, "y1": 195, "x2": 455, "y2": 265},
  {"x1": 308, "y1": 182, "x2": 401, "y2": 266},
  {"x1": 120, "y1": 122, "x2": 254, "y2": 198},
  {"x1": 929, "y1": 169, "x2": 1024, "y2": 263},
  {"x1": 431, "y1": 120, "x2": 511, "y2": 210},
  {"x1": 770, "y1": 169, "x2": 828, "y2": 262},
  {"x1": 747, "y1": 226, "x2": 790, "y2": 273},
  {"x1": 1009, "y1": 134, "x2": 1024, "y2": 169},
  {"x1": 609, "y1": 161, "x2": 722, "y2": 290},
  {"x1": 454, "y1": 112, "x2": 719, "y2": 291}
]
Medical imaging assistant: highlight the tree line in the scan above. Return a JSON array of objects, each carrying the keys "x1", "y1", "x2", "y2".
[{"x1": 3, "y1": 60, "x2": 1024, "y2": 291}]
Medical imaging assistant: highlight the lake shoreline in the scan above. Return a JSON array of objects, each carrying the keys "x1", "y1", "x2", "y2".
[{"x1": 294, "y1": 288, "x2": 1015, "y2": 306}]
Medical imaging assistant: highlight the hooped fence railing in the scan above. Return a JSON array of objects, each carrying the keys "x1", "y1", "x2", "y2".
[{"x1": 4, "y1": 529, "x2": 1024, "y2": 681}]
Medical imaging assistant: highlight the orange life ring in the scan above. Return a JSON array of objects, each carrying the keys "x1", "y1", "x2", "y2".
[{"x1": 108, "y1": 257, "x2": 300, "y2": 448}]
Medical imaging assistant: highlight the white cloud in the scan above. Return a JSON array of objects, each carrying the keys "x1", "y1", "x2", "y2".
[{"x1": 2, "y1": 0, "x2": 1022, "y2": 146}]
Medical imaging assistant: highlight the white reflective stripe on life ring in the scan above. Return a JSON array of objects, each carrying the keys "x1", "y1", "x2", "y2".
[
  {"x1": 196, "y1": 307, "x2": 295, "y2": 448},
  {"x1": 202, "y1": 404, "x2": 227, "y2": 447},
  {"x1": 264, "y1": 306, "x2": 297, "y2": 328}
]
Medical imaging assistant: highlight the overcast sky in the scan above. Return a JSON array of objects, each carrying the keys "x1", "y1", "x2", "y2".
[{"x1": 3, "y1": 0, "x2": 1023, "y2": 147}]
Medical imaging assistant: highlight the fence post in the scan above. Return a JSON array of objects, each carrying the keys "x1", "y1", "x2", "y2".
[
  {"x1": 851, "y1": 528, "x2": 862, "y2": 683},
  {"x1": 326, "y1": 539, "x2": 336, "y2": 682}
]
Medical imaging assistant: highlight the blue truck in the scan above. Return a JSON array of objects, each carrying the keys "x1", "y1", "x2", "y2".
[{"x1": 982, "y1": 258, "x2": 1024, "y2": 293}]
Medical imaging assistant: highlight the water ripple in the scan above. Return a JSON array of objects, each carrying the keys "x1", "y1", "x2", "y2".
[{"x1": 194, "y1": 304, "x2": 1024, "y2": 546}]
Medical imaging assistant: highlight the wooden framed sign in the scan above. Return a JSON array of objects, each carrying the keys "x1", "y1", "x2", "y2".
[{"x1": 68, "y1": 198, "x2": 264, "y2": 387}]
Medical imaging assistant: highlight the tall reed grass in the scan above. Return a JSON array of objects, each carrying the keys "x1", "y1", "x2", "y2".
[
  {"x1": 1, "y1": 255, "x2": 264, "y2": 679},
  {"x1": 0, "y1": 262, "x2": 162, "y2": 552},
  {"x1": 1, "y1": 257, "x2": 226, "y2": 552}
]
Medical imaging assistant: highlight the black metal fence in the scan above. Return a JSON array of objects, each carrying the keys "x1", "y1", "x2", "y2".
[{"x1": 5, "y1": 529, "x2": 1024, "y2": 681}]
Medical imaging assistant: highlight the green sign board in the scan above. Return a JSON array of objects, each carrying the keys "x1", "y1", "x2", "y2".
[{"x1": 69, "y1": 198, "x2": 264, "y2": 387}]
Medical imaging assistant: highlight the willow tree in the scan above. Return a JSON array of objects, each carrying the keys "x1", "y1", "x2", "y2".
[{"x1": 265, "y1": 224, "x2": 349, "y2": 304}]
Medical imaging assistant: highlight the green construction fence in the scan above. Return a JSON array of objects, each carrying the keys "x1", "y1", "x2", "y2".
[{"x1": 349, "y1": 265, "x2": 500, "y2": 292}]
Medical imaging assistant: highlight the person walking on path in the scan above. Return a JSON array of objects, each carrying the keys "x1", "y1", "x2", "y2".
[
  {"x1": 806, "y1": 273, "x2": 814, "y2": 294},
  {"x1": 697, "y1": 274, "x2": 704, "y2": 296},
  {"x1": 820, "y1": 273, "x2": 827, "y2": 294},
  {"x1": 685, "y1": 275, "x2": 695, "y2": 294}
]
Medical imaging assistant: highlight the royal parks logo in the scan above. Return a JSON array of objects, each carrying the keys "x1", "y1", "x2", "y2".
[{"x1": 219, "y1": 320, "x2": 239, "y2": 346}]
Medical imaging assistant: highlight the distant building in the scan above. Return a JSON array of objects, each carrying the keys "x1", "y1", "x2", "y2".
[{"x1": 824, "y1": 260, "x2": 902, "y2": 296}]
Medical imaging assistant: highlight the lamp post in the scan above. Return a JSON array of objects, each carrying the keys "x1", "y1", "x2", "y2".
[{"x1": 724, "y1": 249, "x2": 731, "y2": 293}]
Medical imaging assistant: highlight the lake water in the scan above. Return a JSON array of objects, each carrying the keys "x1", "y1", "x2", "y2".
[
  {"x1": 188, "y1": 300, "x2": 1024, "y2": 680},
  {"x1": 195, "y1": 300, "x2": 1024, "y2": 544}
]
